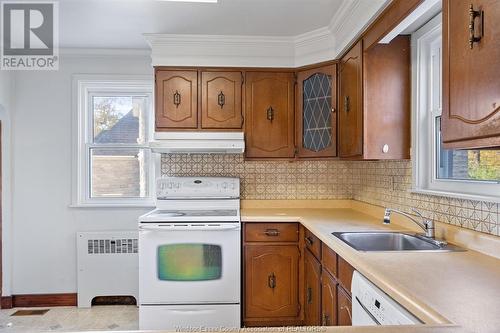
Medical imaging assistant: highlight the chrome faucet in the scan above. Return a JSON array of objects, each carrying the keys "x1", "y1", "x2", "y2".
[{"x1": 383, "y1": 208, "x2": 436, "y2": 239}]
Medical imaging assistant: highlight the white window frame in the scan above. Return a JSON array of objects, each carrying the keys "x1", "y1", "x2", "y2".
[
  {"x1": 412, "y1": 14, "x2": 500, "y2": 203},
  {"x1": 72, "y1": 75, "x2": 156, "y2": 207}
]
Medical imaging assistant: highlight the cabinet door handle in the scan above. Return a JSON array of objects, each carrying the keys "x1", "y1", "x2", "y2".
[
  {"x1": 264, "y1": 229, "x2": 280, "y2": 237},
  {"x1": 306, "y1": 287, "x2": 312, "y2": 304},
  {"x1": 268, "y1": 273, "x2": 276, "y2": 289},
  {"x1": 344, "y1": 96, "x2": 350, "y2": 113},
  {"x1": 266, "y1": 106, "x2": 275, "y2": 122},
  {"x1": 305, "y1": 236, "x2": 314, "y2": 246},
  {"x1": 173, "y1": 90, "x2": 181, "y2": 108},
  {"x1": 217, "y1": 91, "x2": 225, "y2": 109},
  {"x1": 469, "y1": 4, "x2": 483, "y2": 49}
]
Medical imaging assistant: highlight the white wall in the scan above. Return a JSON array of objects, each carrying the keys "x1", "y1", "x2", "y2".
[
  {"x1": 0, "y1": 70, "x2": 13, "y2": 296},
  {"x1": 10, "y1": 52, "x2": 153, "y2": 294}
]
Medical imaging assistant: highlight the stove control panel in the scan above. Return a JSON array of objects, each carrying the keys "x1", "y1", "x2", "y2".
[{"x1": 156, "y1": 177, "x2": 240, "y2": 199}]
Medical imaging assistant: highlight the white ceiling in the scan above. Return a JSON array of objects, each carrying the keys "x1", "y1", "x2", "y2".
[{"x1": 59, "y1": 0, "x2": 345, "y2": 49}]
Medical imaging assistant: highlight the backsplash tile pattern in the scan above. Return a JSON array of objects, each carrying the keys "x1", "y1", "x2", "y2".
[
  {"x1": 161, "y1": 154, "x2": 352, "y2": 200},
  {"x1": 160, "y1": 155, "x2": 499, "y2": 236},
  {"x1": 350, "y1": 160, "x2": 499, "y2": 237}
]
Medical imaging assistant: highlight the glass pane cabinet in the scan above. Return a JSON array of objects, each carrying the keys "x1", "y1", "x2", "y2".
[{"x1": 296, "y1": 64, "x2": 337, "y2": 158}]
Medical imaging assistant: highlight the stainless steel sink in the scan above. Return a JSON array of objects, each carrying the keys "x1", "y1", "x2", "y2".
[{"x1": 332, "y1": 232, "x2": 464, "y2": 252}]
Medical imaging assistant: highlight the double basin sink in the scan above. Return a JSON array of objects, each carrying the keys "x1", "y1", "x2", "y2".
[{"x1": 333, "y1": 232, "x2": 464, "y2": 252}]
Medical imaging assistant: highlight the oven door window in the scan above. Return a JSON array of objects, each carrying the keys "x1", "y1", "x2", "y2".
[{"x1": 157, "y1": 244, "x2": 222, "y2": 281}]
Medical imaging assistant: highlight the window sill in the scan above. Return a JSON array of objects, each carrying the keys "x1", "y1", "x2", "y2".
[
  {"x1": 70, "y1": 202, "x2": 155, "y2": 209},
  {"x1": 411, "y1": 188, "x2": 500, "y2": 204}
]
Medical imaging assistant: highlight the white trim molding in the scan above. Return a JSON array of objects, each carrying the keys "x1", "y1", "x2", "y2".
[
  {"x1": 71, "y1": 74, "x2": 156, "y2": 208},
  {"x1": 412, "y1": 14, "x2": 500, "y2": 203},
  {"x1": 144, "y1": 0, "x2": 390, "y2": 67}
]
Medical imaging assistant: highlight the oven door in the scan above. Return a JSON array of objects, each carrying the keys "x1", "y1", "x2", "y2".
[{"x1": 139, "y1": 224, "x2": 240, "y2": 304}]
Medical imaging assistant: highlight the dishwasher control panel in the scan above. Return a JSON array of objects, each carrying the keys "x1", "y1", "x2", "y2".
[{"x1": 351, "y1": 271, "x2": 421, "y2": 326}]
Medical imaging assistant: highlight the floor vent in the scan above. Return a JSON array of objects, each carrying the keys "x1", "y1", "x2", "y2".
[{"x1": 77, "y1": 231, "x2": 138, "y2": 308}]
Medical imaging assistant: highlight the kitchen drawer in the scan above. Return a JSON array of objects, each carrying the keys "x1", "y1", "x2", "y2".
[
  {"x1": 304, "y1": 228, "x2": 321, "y2": 260},
  {"x1": 338, "y1": 257, "x2": 354, "y2": 293},
  {"x1": 321, "y1": 244, "x2": 337, "y2": 278},
  {"x1": 244, "y1": 223, "x2": 299, "y2": 242}
]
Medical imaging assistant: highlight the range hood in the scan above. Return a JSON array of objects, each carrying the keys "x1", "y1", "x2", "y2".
[{"x1": 149, "y1": 132, "x2": 245, "y2": 154}]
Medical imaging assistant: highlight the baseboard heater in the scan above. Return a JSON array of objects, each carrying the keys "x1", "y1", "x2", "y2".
[{"x1": 76, "y1": 231, "x2": 138, "y2": 308}]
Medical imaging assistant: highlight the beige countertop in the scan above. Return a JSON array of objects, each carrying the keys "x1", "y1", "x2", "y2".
[{"x1": 241, "y1": 203, "x2": 500, "y2": 333}]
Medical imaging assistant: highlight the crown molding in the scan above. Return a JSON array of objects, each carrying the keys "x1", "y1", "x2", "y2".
[{"x1": 145, "y1": 0, "x2": 389, "y2": 68}]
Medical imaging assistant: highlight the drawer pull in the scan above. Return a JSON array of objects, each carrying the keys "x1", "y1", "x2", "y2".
[
  {"x1": 305, "y1": 236, "x2": 314, "y2": 246},
  {"x1": 264, "y1": 229, "x2": 280, "y2": 237},
  {"x1": 306, "y1": 287, "x2": 312, "y2": 304},
  {"x1": 268, "y1": 272, "x2": 276, "y2": 289}
]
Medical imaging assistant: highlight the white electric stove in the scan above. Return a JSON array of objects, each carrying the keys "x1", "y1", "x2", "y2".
[{"x1": 138, "y1": 177, "x2": 241, "y2": 331}]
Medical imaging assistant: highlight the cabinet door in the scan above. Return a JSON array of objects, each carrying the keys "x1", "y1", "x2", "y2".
[
  {"x1": 304, "y1": 249, "x2": 321, "y2": 326},
  {"x1": 155, "y1": 70, "x2": 198, "y2": 129},
  {"x1": 337, "y1": 286, "x2": 352, "y2": 326},
  {"x1": 296, "y1": 64, "x2": 337, "y2": 158},
  {"x1": 339, "y1": 41, "x2": 363, "y2": 158},
  {"x1": 245, "y1": 72, "x2": 295, "y2": 158},
  {"x1": 201, "y1": 71, "x2": 243, "y2": 129},
  {"x1": 245, "y1": 245, "x2": 300, "y2": 319},
  {"x1": 442, "y1": 0, "x2": 500, "y2": 149},
  {"x1": 321, "y1": 270, "x2": 338, "y2": 326}
]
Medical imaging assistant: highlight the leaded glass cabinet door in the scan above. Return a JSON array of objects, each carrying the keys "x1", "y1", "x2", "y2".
[{"x1": 296, "y1": 64, "x2": 337, "y2": 158}]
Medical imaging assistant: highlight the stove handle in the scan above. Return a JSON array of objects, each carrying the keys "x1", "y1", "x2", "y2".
[{"x1": 139, "y1": 225, "x2": 240, "y2": 231}]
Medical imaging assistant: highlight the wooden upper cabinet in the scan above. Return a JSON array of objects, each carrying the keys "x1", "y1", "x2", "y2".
[
  {"x1": 244, "y1": 245, "x2": 300, "y2": 320},
  {"x1": 296, "y1": 64, "x2": 337, "y2": 158},
  {"x1": 245, "y1": 72, "x2": 295, "y2": 158},
  {"x1": 339, "y1": 41, "x2": 363, "y2": 158},
  {"x1": 363, "y1": 36, "x2": 411, "y2": 159},
  {"x1": 156, "y1": 70, "x2": 198, "y2": 129},
  {"x1": 442, "y1": 0, "x2": 500, "y2": 148},
  {"x1": 201, "y1": 71, "x2": 243, "y2": 129}
]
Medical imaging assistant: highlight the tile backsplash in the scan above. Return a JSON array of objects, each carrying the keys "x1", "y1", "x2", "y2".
[
  {"x1": 161, "y1": 155, "x2": 499, "y2": 237},
  {"x1": 161, "y1": 154, "x2": 351, "y2": 200}
]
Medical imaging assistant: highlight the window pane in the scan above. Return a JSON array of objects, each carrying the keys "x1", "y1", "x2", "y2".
[
  {"x1": 436, "y1": 117, "x2": 500, "y2": 182},
  {"x1": 90, "y1": 148, "x2": 149, "y2": 198},
  {"x1": 157, "y1": 244, "x2": 222, "y2": 281},
  {"x1": 93, "y1": 96, "x2": 147, "y2": 144}
]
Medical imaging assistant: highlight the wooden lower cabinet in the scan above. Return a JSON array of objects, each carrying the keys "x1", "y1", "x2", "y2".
[
  {"x1": 321, "y1": 269, "x2": 338, "y2": 326},
  {"x1": 243, "y1": 223, "x2": 302, "y2": 327},
  {"x1": 337, "y1": 286, "x2": 353, "y2": 326},
  {"x1": 304, "y1": 249, "x2": 321, "y2": 326}
]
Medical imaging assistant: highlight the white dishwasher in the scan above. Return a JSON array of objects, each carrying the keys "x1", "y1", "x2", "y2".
[{"x1": 351, "y1": 271, "x2": 421, "y2": 326}]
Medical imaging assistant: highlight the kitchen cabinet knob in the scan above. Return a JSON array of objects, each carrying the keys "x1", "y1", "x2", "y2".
[
  {"x1": 217, "y1": 91, "x2": 225, "y2": 109},
  {"x1": 268, "y1": 272, "x2": 276, "y2": 289},
  {"x1": 382, "y1": 144, "x2": 389, "y2": 153},
  {"x1": 305, "y1": 236, "x2": 314, "y2": 246},
  {"x1": 266, "y1": 106, "x2": 275, "y2": 122},
  {"x1": 173, "y1": 90, "x2": 181, "y2": 108}
]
